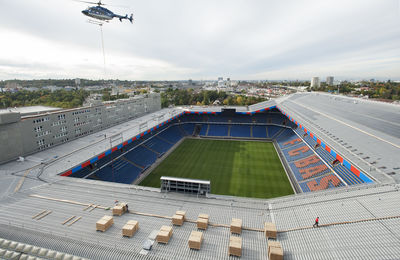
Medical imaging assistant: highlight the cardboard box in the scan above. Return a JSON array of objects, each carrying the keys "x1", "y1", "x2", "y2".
[
  {"x1": 230, "y1": 218, "x2": 242, "y2": 234},
  {"x1": 175, "y1": 211, "x2": 186, "y2": 220},
  {"x1": 264, "y1": 222, "x2": 277, "y2": 239},
  {"x1": 113, "y1": 205, "x2": 123, "y2": 216},
  {"x1": 113, "y1": 202, "x2": 128, "y2": 216},
  {"x1": 197, "y1": 217, "x2": 208, "y2": 230},
  {"x1": 96, "y1": 215, "x2": 113, "y2": 232},
  {"x1": 269, "y1": 246, "x2": 284, "y2": 260},
  {"x1": 156, "y1": 230, "x2": 170, "y2": 244},
  {"x1": 160, "y1": 226, "x2": 173, "y2": 238},
  {"x1": 122, "y1": 220, "x2": 139, "y2": 237},
  {"x1": 268, "y1": 241, "x2": 282, "y2": 255},
  {"x1": 172, "y1": 214, "x2": 184, "y2": 226},
  {"x1": 198, "y1": 214, "x2": 209, "y2": 220},
  {"x1": 120, "y1": 202, "x2": 127, "y2": 211},
  {"x1": 188, "y1": 231, "x2": 203, "y2": 250},
  {"x1": 229, "y1": 236, "x2": 242, "y2": 257}
]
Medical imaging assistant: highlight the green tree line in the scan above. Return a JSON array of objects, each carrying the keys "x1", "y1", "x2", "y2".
[
  {"x1": 309, "y1": 81, "x2": 400, "y2": 100},
  {"x1": 161, "y1": 88, "x2": 266, "y2": 108},
  {"x1": 0, "y1": 89, "x2": 90, "y2": 109}
]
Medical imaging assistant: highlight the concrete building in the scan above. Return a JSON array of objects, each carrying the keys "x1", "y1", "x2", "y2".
[
  {"x1": 311, "y1": 76, "x2": 320, "y2": 88},
  {"x1": 0, "y1": 93, "x2": 161, "y2": 163},
  {"x1": 326, "y1": 76, "x2": 334, "y2": 86}
]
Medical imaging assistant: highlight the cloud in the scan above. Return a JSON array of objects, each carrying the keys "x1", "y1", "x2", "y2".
[{"x1": 0, "y1": 0, "x2": 399, "y2": 80}]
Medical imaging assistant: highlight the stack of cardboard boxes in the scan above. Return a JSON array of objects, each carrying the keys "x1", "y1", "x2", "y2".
[
  {"x1": 197, "y1": 214, "x2": 209, "y2": 230},
  {"x1": 96, "y1": 215, "x2": 114, "y2": 232},
  {"x1": 112, "y1": 202, "x2": 128, "y2": 216},
  {"x1": 172, "y1": 210, "x2": 186, "y2": 226},
  {"x1": 230, "y1": 218, "x2": 242, "y2": 234},
  {"x1": 156, "y1": 225, "x2": 173, "y2": 244},
  {"x1": 229, "y1": 236, "x2": 242, "y2": 257},
  {"x1": 268, "y1": 241, "x2": 283, "y2": 260},
  {"x1": 188, "y1": 231, "x2": 203, "y2": 250},
  {"x1": 122, "y1": 220, "x2": 139, "y2": 237},
  {"x1": 264, "y1": 222, "x2": 277, "y2": 239}
]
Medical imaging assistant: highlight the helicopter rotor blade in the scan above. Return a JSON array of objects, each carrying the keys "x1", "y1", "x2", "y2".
[
  {"x1": 72, "y1": 0, "x2": 106, "y2": 6},
  {"x1": 72, "y1": 0, "x2": 130, "y2": 8}
]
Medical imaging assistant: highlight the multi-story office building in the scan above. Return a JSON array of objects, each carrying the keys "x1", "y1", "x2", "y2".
[
  {"x1": 326, "y1": 76, "x2": 334, "y2": 86},
  {"x1": 0, "y1": 93, "x2": 161, "y2": 163},
  {"x1": 311, "y1": 77, "x2": 320, "y2": 88}
]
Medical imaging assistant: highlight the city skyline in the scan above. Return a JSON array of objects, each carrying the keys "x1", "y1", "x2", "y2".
[{"x1": 0, "y1": 0, "x2": 399, "y2": 80}]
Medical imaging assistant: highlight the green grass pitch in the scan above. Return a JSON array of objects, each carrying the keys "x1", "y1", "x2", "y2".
[{"x1": 140, "y1": 139, "x2": 294, "y2": 199}]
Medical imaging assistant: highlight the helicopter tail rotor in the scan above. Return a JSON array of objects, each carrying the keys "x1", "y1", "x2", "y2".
[{"x1": 129, "y1": 14, "x2": 133, "y2": 23}]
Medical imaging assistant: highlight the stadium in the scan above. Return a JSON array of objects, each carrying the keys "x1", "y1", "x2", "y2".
[{"x1": 0, "y1": 92, "x2": 399, "y2": 259}]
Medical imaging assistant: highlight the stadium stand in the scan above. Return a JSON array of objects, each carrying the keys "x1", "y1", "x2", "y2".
[
  {"x1": 181, "y1": 123, "x2": 195, "y2": 135},
  {"x1": 282, "y1": 143, "x2": 315, "y2": 162},
  {"x1": 253, "y1": 113, "x2": 267, "y2": 123},
  {"x1": 275, "y1": 128, "x2": 299, "y2": 148},
  {"x1": 143, "y1": 137, "x2": 172, "y2": 154},
  {"x1": 125, "y1": 146, "x2": 157, "y2": 168},
  {"x1": 289, "y1": 156, "x2": 331, "y2": 182},
  {"x1": 230, "y1": 125, "x2": 251, "y2": 138},
  {"x1": 269, "y1": 113, "x2": 285, "y2": 124},
  {"x1": 299, "y1": 174, "x2": 345, "y2": 192},
  {"x1": 207, "y1": 124, "x2": 229, "y2": 136},
  {"x1": 199, "y1": 124, "x2": 208, "y2": 136},
  {"x1": 292, "y1": 127, "x2": 366, "y2": 185},
  {"x1": 68, "y1": 111, "x2": 370, "y2": 190},
  {"x1": 267, "y1": 126, "x2": 282, "y2": 139},
  {"x1": 180, "y1": 114, "x2": 204, "y2": 122},
  {"x1": 252, "y1": 125, "x2": 267, "y2": 138},
  {"x1": 208, "y1": 115, "x2": 230, "y2": 122},
  {"x1": 231, "y1": 114, "x2": 253, "y2": 123},
  {"x1": 95, "y1": 158, "x2": 142, "y2": 184},
  {"x1": 157, "y1": 125, "x2": 184, "y2": 143}
]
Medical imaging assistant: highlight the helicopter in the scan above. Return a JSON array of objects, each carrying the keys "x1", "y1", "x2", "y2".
[{"x1": 78, "y1": 1, "x2": 133, "y2": 23}]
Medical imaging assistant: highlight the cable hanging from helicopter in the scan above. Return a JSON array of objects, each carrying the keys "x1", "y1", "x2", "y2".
[{"x1": 74, "y1": 0, "x2": 133, "y2": 80}]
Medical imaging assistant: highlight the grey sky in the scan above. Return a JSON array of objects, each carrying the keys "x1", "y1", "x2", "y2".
[{"x1": 0, "y1": 0, "x2": 399, "y2": 80}]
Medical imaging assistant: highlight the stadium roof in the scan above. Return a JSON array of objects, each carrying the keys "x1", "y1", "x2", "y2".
[
  {"x1": 0, "y1": 92, "x2": 400, "y2": 259},
  {"x1": 276, "y1": 92, "x2": 400, "y2": 184},
  {"x1": 0, "y1": 177, "x2": 399, "y2": 259}
]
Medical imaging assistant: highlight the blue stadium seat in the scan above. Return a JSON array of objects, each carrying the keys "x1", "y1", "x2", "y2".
[
  {"x1": 289, "y1": 159, "x2": 331, "y2": 182},
  {"x1": 282, "y1": 143, "x2": 314, "y2": 162},
  {"x1": 276, "y1": 128, "x2": 298, "y2": 147},
  {"x1": 267, "y1": 126, "x2": 283, "y2": 138},
  {"x1": 252, "y1": 126, "x2": 267, "y2": 138},
  {"x1": 199, "y1": 124, "x2": 208, "y2": 135},
  {"x1": 125, "y1": 145, "x2": 157, "y2": 167},
  {"x1": 143, "y1": 137, "x2": 172, "y2": 154},
  {"x1": 269, "y1": 113, "x2": 285, "y2": 125},
  {"x1": 334, "y1": 164, "x2": 364, "y2": 185},
  {"x1": 157, "y1": 126, "x2": 184, "y2": 143},
  {"x1": 94, "y1": 158, "x2": 142, "y2": 184},
  {"x1": 230, "y1": 125, "x2": 251, "y2": 137},
  {"x1": 299, "y1": 174, "x2": 345, "y2": 193},
  {"x1": 208, "y1": 115, "x2": 230, "y2": 122},
  {"x1": 207, "y1": 125, "x2": 229, "y2": 136},
  {"x1": 182, "y1": 123, "x2": 195, "y2": 135},
  {"x1": 231, "y1": 115, "x2": 253, "y2": 123},
  {"x1": 254, "y1": 114, "x2": 267, "y2": 123}
]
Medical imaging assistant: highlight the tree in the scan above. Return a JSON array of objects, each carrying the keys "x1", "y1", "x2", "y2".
[{"x1": 236, "y1": 96, "x2": 243, "y2": 105}]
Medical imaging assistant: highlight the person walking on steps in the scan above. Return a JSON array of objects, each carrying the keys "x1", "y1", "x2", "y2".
[{"x1": 313, "y1": 217, "x2": 319, "y2": 228}]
